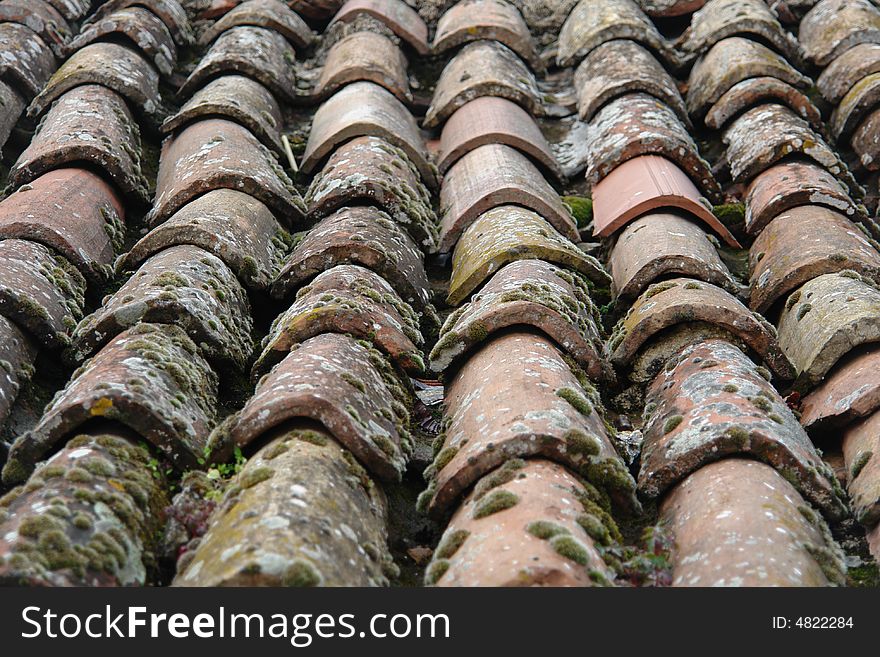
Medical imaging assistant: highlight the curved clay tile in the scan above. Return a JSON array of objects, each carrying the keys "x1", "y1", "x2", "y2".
[
  {"x1": 329, "y1": 0, "x2": 429, "y2": 55},
  {"x1": 10, "y1": 85, "x2": 149, "y2": 203},
  {"x1": 637, "y1": 0, "x2": 706, "y2": 16},
  {"x1": 83, "y1": 0, "x2": 194, "y2": 46},
  {"x1": 744, "y1": 160, "x2": 863, "y2": 236},
  {"x1": 641, "y1": 339, "x2": 848, "y2": 520},
  {"x1": 120, "y1": 189, "x2": 288, "y2": 292},
  {"x1": 799, "y1": 0, "x2": 880, "y2": 66},
  {"x1": 778, "y1": 272, "x2": 880, "y2": 392},
  {"x1": 0, "y1": 168, "x2": 124, "y2": 284},
  {"x1": 661, "y1": 458, "x2": 844, "y2": 586},
  {"x1": 438, "y1": 143, "x2": 578, "y2": 254},
  {"x1": 271, "y1": 206, "x2": 434, "y2": 320},
  {"x1": 448, "y1": 205, "x2": 610, "y2": 306},
  {"x1": 853, "y1": 107, "x2": 880, "y2": 171},
  {"x1": 290, "y1": 0, "x2": 344, "y2": 20},
  {"x1": 0, "y1": 0, "x2": 70, "y2": 56},
  {"x1": 65, "y1": 7, "x2": 176, "y2": 77},
  {"x1": 70, "y1": 245, "x2": 253, "y2": 369},
  {"x1": 831, "y1": 73, "x2": 880, "y2": 140},
  {"x1": 147, "y1": 118, "x2": 305, "y2": 227},
  {"x1": 800, "y1": 347, "x2": 880, "y2": 431},
  {"x1": 429, "y1": 259, "x2": 609, "y2": 381},
  {"x1": 178, "y1": 26, "x2": 298, "y2": 103},
  {"x1": 253, "y1": 264, "x2": 424, "y2": 378},
  {"x1": 426, "y1": 459, "x2": 615, "y2": 587},
  {"x1": 162, "y1": 75, "x2": 283, "y2": 153},
  {"x1": 843, "y1": 412, "x2": 880, "y2": 525},
  {"x1": 686, "y1": 37, "x2": 809, "y2": 119},
  {"x1": 609, "y1": 212, "x2": 742, "y2": 300},
  {"x1": 198, "y1": 0, "x2": 314, "y2": 48},
  {"x1": 432, "y1": 0, "x2": 539, "y2": 69},
  {"x1": 608, "y1": 278, "x2": 795, "y2": 379},
  {"x1": 592, "y1": 155, "x2": 738, "y2": 246},
  {"x1": 28, "y1": 42, "x2": 168, "y2": 127},
  {"x1": 0, "y1": 315, "x2": 36, "y2": 427},
  {"x1": 46, "y1": 0, "x2": 92, "y2": 20},
  {"x1": 424, "y1": 40, "x2": 542, "y2": 129},
  {"x1": 300, "y1": 82, "x2": 438, "y2": 190},
  {"x1": 0, "y1": 23, "x2": 57, "y2": 99},
  {"x1": 585, "y1": 93, "x2": 721, "y2": 200},
  {"x1": 705, "y1": 76, "x2": 822, "y2": 131},
  {"x1": 574, "y1": 39, "x2": 689, "y2": 125},
  {"x1": 217, "y1": 333, "x2": 412, "y2": 482},
  {"x1": 2, "y1": 323, "x2": 219, "y2": 486},
  {"x1": 817, "y1": 42, "x2": 880, "y2": 104},
  {"x1": 750, "y1": 206, "x2": 880, "y2": 313},
  {"x1": 315, "y1": 31, "x2": 411, "y2": 104},
  {"x1": 437, "y1": 96, "x2": 562, "y2": 180},
  {"x1": 424, "y1": 330, "x2": 637, "y2": 518},
  {"x1": 305, "y1": 135, "x2": 437, "y2": 251},
  {"x1": 174, "y1": 425, "x2": 394, "y2": 587},
  {"x1": 557, "y1": 0, "x2": 682, "y2": 69},
  {"x1": 0, "y1": 80, "x2": 25, "y2": 152}
]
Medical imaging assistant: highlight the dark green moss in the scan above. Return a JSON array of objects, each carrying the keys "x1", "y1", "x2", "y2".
[
  {"x1": 435, "y1": 529, "x2": 470, "y2": 559},
  {"x1": 556, "y1": 387, "x2": 593, "y2": 416},
  {"x1": 561, "y1": 196, "x2": 593, "y2": 228},
  {"x1": 282, "y1": 560, "x2": 322, "y2": 587},
  {"x1": 472, "y1": 489, "x2": 519, "y2": 519},
  {"x1": 549, "y1": 535, "x2": 591, "y2": 565},
  {"x1": 663, "y1": 415, "x2": 684, "y2": 434},
  {"x1": 526, "y1": 520, "x2": 570, "y2": 540}
]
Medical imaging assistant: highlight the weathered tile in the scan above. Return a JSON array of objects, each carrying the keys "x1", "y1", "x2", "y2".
[
  {"x1": 592, "y1": 155, "x2": 738, "y2": 246},
  {"x1": 174, "y1": 425, "x2": 393, "y2": 587},
  {"x1": 0, "y1": 80, "x2": 26, "y2": 152},
  {"x1": 439, "y1": 144, "x2": 578, "y2": 254},
  {"x1": 10, "y1": 85, "x2": 149, "y2": 203},
  {"x1": 427, "y1": 459, "x2": 615, "y2": 587},
  {"x1": 0, "y1": 429, "x2": 170, "y2": 586},
  {"x1": 66, "y1": 7, "x2": 176, "y2": 77},
  {"x1": 853, "y1": 107, "x2": 880, "y2": 171},
  {"x1": 575, "y1": 39, "x2": 688, "y2": 125},
  {"x1": 585, "y1": 93, "x2": 721, "y2": 201},
  {"x1": 608, "y1": 278, "x2": 795, "y2": 379},
  {"x1": 661, "y1": 458, "x2": 845, "y2": 586},
  {"x1": 0, "y1": 0, "x2": 70, "y2": 55},
  {"x1": 705, "y1": 76, "x2": 822, "y2": 130},
  {"x1": 162, "y1": 75, "x2": 282, "y2": 153},
  {"x1": 301, "y1": 82, "x2": 438, "y2": 190},
  {"x1": 0, "y1": 23, "x2": 56, "y2": 100},
  {"x1": 71, "y1": 245, "x2": 253, "y2": 369},
  {"x1": 199, "y1": 0, "x2": 313, "y2": 49},
  {"x1": 148, "y1": 118, "x2": 304, "y2": 227},
  {"x1": 305, "y1": 135, "x2": 436, "y2": 251},
  {"x1": 638, "y1": 0, "x2": 706, "y2": 16},
  {"x1": 0, "y1": 169, "x2": 124, "y2": 284},
  {"x1": 843, "y1": 412, "x2": 880, "y2": 525},
  {"x1": 214, "y1": 333, "x2": 412, "y2": 482},
  {"x1": 121, "y1": 189, "x2": 287, "y2": 292},
  {"x1": 178, "y1": 26, "x2": 297, "y2": 103},
  {"x1": 430, "y1": 259, "x2": 608, "y2": 381},
  {"x1": 84, "y1": 0, "x2": 194, "y2": 46},
  {"x1": 680, "y1": 0, "x2": 802, "y2": 64},
  {"x1": 641, "y1": 339, "x2": 848, "y2": 520},
  {"x1": 29, "y1": 42, "x2": 167, "y2": 127},
  {"x1": 448, "y1": 205, "x2": 610, "y2": 306},
  {"x1": 0, "y1": 239, "x2": 85, "y2": 350},
  {"x1": 817, "y1": 43, "x2": 880, "y2": 104},
  {"x1": 316, "y1": 31, "x2": 410, "y2": 104},
  {"x1": 778, "y1": 272, "x2": 880, "y2": 391},
  {"x1": 744, "y1": 161, "x2": 863, "y2": 236},
  {"x1": 723, "y1": 104, "x2": 860, "y2": 194},
  {"x1": 437, "y1": 96, "x2": 561, "y2": 179},
  {"x1": 0, "y1": 315, "x2": 36, "y2": 427},
  {"x1": 749, "y1": 206, "x2": 880, "y2": 313},
  {"x1": 799, "y1": 0, "x2": 880, "y2": 66},
  {"x1": 256, "y1": 265, "x2": 421, "y2": 381},
  {"x1": 558, "y1": 0, "x2": 682, "y2": 68},
  {"x1": 329, "y1": 0, "x2": 429, "y2": 54},
  {"x1": 433, "y1": 0, "x2": 538, "y2": 69},
  {"x1": 424, "y1": 40, "x2": 542, "y2": 129},
  {"x1": 832, "y1": 73, "x2": 880, "y2": 141},
  {"x1": 271, "y1": 206, "x2": 434, "y2": 320},
  {"x1": 686, "y1": 37, "x2": 810, "y2": 119},
  {"x1": 800, "y1": 348, "x2": 880, "y2": 431},
  {"x1": 291, "y1": 0, "x2": 344, "y2": 20},
  {"x1": 610, "y1": 213, "x2": 741, "y2": 300},
  {"x1": 2, "y1": 323, "x2": 219, "y2": 486},
  {"x1": 424, "y1": 331, "x2": 637, "y2": 518}
]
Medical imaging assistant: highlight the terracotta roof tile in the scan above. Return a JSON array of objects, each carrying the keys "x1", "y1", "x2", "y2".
[
  {"x1": 0, "y1": 0, "x2": 70, "y2": 56},
  {"x1": 799, "y1": 0, "x2": 880, "y2": 66},
  {"x1": 843, "y1": 412, "x2": 880, "y2": 525},
  {"x1": 705, "y1": 76, "x2": 822, "y2": 131},
  {"x1": 198, "y1": 0, "x2": 314, "y2": 48},
  {"x1": 800, "y1": 348, "x2": 880, "y2": 431},
  {"x1": 85, "y1": 0, "x2": 194, "y2": 45},
  {"x1": 853, "y1": 107, "x2": 880, "y2": 171},
  {"x1": 0, "y1": 23, "x2": 57, "y2": 100},
  {"x1": 316, "y1": 30, "x2": 411, "y2": 104},
  {"x1": 817, "y1": 43, "x2": 880, "y2": 105},
  {"x1": 0, "y1": 316, "x2": 37, "y2": 429},
  {"x1": 46, "y1": 0, "x2": 92, "y2": 21},
  {"x1": 329, "y1": 0, "x2": 429, "y2": 54}
]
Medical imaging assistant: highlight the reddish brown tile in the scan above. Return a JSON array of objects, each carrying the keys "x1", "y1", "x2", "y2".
[
  {"x1": 0, "y1": 80, "x2": 25, "y2": 152},
  {"x1": 638, "y1": 0, "x2": 706, "y2": 15},
  {"x1": 199, "y1": 0, "x2": 313, "y2": 49},
  {"x1": 749, "y1": 206, "x2": 880, "y2": 313},
  {"x1": 641, "y1": 339, "x2": 847, "y2": 519},
  {"x1": 47, "y1": 0, "x2": 91, "y2": 20},
  {"x1": 705, "y1": 76, "x2": 822, "y2": 131},
  {"x1": 316, "y1": 31, "x2": 411, "y2": 104},
  {"x1": 817, "y1": 43, "x2": 880, "y2": 104},
  {"x1": 84, "y1": 0, "x2": 194, "y2": 46},
  {"x1": 329, "y1": 0, "x2": 429, "y2": 55},
  {"x1": 661, "y1": 458, "x2": 845, "y2": 586},
  {"x1": 291, "y1": 0, "x2": 344, "y2": 20},
  {"x1": 799, "y1": 0, "x2": 880, "y2": 66},
  {"x1": 843, "y1": 411, "x2": 880, "y2": 525},
  {"x1": 0, "y1": 23, "x2": 56, "y2": 99},
  {"x1": 592, "y1": 155, "x2": 738, "y2": 246},
  {"x1": 254, "y1": 264, "x2": 424, "y2": 378},
  {"x1": 148, "y1": 118, "x2": 305, "y2": 227},
  {"x1": 0, "y1": 0, "x2": 70, "y2": 56},
  {"x1": 2, "y1": 323, "x2": 219, "y2": 486},
  {"x1": 853, "y1": 107, "x2": 880, "y2": 171},
  {"x1": 800, "y1": 348, "x2": 880, "y2": 430},
  {"x1": 832, "y1": 73, "x2": 880, "y2": 141},
  {"x1": 427, "y1": 459, "x2": 614, "y2": 587},
  {"x1": 0, "y1": 315, "x2": 36, "y2": 426},
  {"x1": 448, "y1": 205, "x2": 609, "y2": 306},
  {"x1": 424, "y1": 331, "x2": 636, "y2": 518}
]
